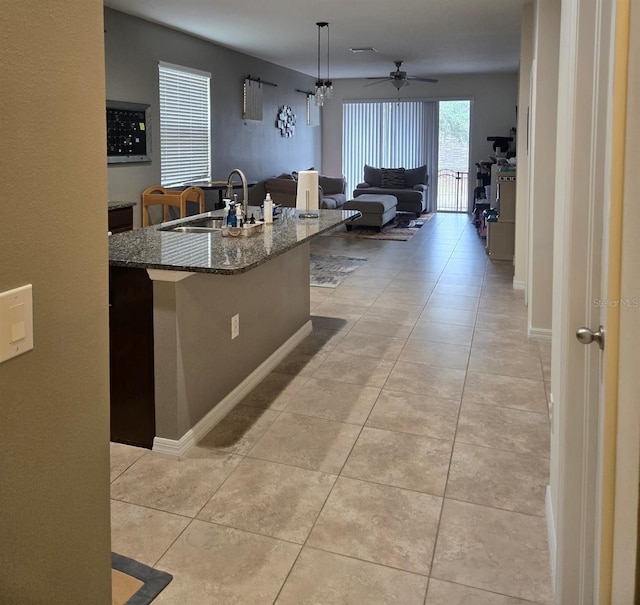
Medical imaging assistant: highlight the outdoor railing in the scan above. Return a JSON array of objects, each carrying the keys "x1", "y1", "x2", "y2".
[{"x1": 437, "y1": 169, "x2": 469, "y2": 212}]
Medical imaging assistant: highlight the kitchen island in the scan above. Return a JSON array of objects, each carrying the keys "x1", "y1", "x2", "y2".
[{"x1": 108, "y1": 207, "x2": 359, "y2": 456}]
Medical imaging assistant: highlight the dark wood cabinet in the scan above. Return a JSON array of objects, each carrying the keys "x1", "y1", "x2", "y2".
[
  {"x1": 109, "y1": 266, "x2": 155, "y2": 448},
  {"x1": 108, "y1": 205, "x2": 134, "y2": 233}
]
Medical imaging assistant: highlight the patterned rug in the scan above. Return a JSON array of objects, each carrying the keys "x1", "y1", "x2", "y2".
[
  {"x1": 323, "y1": 212, "x2": 435, "y2": 241},
  {"x1": 310, "y1": 254, "x2": 368, "y2": 288}
]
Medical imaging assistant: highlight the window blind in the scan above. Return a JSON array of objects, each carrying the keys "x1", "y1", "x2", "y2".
[
  {"x1": 342, "y1": 100, "x2": 439, "y2": 209},
  {"x1": 159, "y1": 62, "x2": 211, "y2": 187}
]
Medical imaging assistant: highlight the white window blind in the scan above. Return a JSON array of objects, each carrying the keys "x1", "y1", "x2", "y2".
[
  {"x1": 342, "y1": 100, "x2": 439, "y2": 209},
  {"x1": 159, "y1": 62, "x2": 211, "y2": 186}
]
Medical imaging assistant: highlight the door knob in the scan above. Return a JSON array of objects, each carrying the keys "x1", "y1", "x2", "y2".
[{"x1": 576, "y1": 325, "x2": 605, "y2": 350}]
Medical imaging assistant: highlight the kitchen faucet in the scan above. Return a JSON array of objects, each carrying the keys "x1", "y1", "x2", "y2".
[{"x1": 226, "y1": 169, "x2": 249, "y2": 218}]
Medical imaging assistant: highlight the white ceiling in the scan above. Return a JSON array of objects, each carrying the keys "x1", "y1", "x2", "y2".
[{"x1": 103, "y1": 0, "x2": 522, "y2": 80}]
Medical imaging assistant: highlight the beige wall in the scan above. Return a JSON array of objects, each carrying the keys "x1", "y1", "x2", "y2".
[
  {"x1": 527, "y1": 0, "x2": 560, "y2": 336},
  {"x1": 0, "y1": 2, "x2": 112, "y2": 603},
  {"x1": 514, "y1": 2, "x2": 534, "y2": 292}
]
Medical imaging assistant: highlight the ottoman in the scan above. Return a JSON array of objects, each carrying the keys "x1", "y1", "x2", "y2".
[{"x1": 343, "y1": 194, "x2": 397, "y2": 231}]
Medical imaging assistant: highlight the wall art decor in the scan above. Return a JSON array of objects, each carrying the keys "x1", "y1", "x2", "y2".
[{"x1": 276, "y1": 105, "x2": 296, "y2": 137}]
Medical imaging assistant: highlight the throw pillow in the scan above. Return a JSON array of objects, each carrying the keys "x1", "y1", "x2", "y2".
[
  {"x1": 404, "y1": 165, "x2": 428, "y2": 188},
  {"x1": 363, "y1": 164, "x2": 383, "y2": 187},
  {"x1": 381, "y1": 167, "x2": 406, "y2": 188}
]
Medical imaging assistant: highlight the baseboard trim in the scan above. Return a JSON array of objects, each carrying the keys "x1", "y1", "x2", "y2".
[
  {"x1": 546, "y1": 485, "x2": 557, "y2": 592},
  {"x1": 512, "y1": 279, "x2": 525, "y2": 290},
  {"x1": 152, "y1": 320, "x2": 313, "y2": 459},
  {"x1": 528, "y1": 326, "x2": 552, "y2": 341}
]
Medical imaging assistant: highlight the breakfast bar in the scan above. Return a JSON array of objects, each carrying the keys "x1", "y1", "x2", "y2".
[{"x1": 108, "y1": 207, "x2": 358, "y2": 455}]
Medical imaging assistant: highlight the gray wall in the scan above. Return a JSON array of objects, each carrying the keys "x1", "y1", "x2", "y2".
[
  {"x1": 1, "y1": 1, "x2": 112, "y2": 602},
  {"x1": 153, "y1": 245, "x2": 310, "y2": 439},
  {"x1": 322, "y1": 73, "x2": 519, "y2": 206},
  {"x1": 105, "y1": 8, "x2": 321, "y2": 225}
]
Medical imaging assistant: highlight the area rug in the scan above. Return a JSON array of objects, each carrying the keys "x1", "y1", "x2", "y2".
[
  {"x1": 112, "y1": 553, "x2": 172, "y2": 605},
  {"x1": 323, "y1": 212, "x2": 435, "y2": 241},
  {"x1": 310, "y1": 254, "x2": 367, "y2": 288}
]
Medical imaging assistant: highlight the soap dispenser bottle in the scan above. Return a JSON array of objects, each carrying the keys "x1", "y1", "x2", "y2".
[
  {"x1": 227, "y1": 201, "x2": 237, "y2": 227},
  {"x1": 264, "y1": 192, "x2": 273, "y2": 224}
]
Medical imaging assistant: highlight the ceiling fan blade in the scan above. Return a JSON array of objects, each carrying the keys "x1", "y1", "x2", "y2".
[
  {"x1": 363, "y1": 78, "x2": 392, "y2": 87},
  {"x1": 406, "y1": 76, "x2": 439, "y2": 83}
]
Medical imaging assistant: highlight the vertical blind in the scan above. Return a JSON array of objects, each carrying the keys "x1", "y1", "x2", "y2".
[
  {"x1": 159, "y1": 62, "x2": 211, "y2": 186},
  {"x1": 342, "y1": 100, "x2": 439, "y2": 209}
]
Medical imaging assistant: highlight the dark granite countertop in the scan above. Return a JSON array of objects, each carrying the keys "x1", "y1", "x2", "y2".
[
  {"x1": 108, "y1": 200, "x2": 136, "y2": 211},
  {"x1": 108, "y1": 207, "x2": 360, "y2": 275}
]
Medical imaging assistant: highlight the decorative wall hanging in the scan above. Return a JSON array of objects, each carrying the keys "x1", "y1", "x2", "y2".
[
  {"x1": 276, "y1": 105, "x2": 296, "y2": 137},
  {"x1": 243, "y1": 78, "x2": 263, "y2": 121}
]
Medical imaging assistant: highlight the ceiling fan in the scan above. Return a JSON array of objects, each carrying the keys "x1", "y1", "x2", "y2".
[{"x1": 365, "y1": 60, "x2": 438, "y2": 90}]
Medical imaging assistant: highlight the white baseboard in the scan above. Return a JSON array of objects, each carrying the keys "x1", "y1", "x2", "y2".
[
  {"x1": 152, "y1": 320, "x2": 313, "y2": 459},
  {"x1": 546, "y1": 485, "x2": 557, "y2": 592},
  {"x1": 512, "y1": 279, "x2": 525, "y2": 290},
  {"x1": 528, "y1": 326, "x2": 552, "y2": 341}
]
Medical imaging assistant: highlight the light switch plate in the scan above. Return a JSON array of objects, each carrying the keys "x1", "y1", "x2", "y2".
[{"x1": 0, "y1": 284, "x2": 33, "y2": 363}]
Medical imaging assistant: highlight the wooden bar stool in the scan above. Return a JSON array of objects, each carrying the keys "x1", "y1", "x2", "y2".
[{"x1": 141, "y1": 186, "x2": 205, "y2": 227}]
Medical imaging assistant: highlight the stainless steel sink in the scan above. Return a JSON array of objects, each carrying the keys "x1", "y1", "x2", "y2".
[{"x1": 159, "y1": 215, "x2": 225, "y2": 233}]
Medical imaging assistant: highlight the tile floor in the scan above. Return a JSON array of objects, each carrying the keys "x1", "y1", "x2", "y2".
[{"x1": 110, "y1": 212, "x2": 553, "y2": 604}]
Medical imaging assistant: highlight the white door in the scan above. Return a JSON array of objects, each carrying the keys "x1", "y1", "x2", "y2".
[{"x1": 551, "y1": 1, "x2": 636, "y2": 603}]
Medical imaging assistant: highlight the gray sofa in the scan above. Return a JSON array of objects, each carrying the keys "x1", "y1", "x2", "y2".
[
  {"x1": 264, "y1": 173, "x2": 347, "y2": 209},
  {"x1": 353, "y1": 164, "x2": 429, "y2": 217}
]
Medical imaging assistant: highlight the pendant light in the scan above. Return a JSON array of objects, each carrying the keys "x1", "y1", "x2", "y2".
[{"x1": 314, "y1": 22, "x2": 333, "y2": 106}]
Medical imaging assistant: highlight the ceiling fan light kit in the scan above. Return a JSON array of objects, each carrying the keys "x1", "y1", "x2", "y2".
[
  {"x1": 365, "y1": 60, "x2": 439, "y2": 91},
  {"x1": 314, "y1": 22, "x2": 333, "y2": 106}
]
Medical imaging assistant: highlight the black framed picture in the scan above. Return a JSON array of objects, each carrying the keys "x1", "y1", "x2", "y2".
[{"x1": 106, "y1": 100, "x2": 151, "y2": 163}]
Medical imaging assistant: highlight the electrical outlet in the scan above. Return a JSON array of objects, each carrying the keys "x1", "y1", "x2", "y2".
[{"x1": 231, "y1": 314, "x2": 240, "y2": 339}]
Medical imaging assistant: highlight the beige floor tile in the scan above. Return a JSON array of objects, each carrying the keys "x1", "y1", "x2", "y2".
[
  {"x1": 110, "y1": 450, "x2": 241, "y2": 517},
  {"x1": 478, "y1": 296, "x2": 528, "y2": 316},
  {"x1": 285, "y1": 377, "x2": 380, "y2": 425},
  {"x1": 274, "y1": 348, "x2": 329, "y2": 377},
  {"x1": 384, "y1": 280, "x2": 437, "y2": 295},
  {"x1": 409, "y1": 320, "x2": 474, "y2": 346},
  {"x1": 307, "y1": 477, "x2": 441, "y2": 575},
  {"x1": 197, "y1": 405, "x2": 281, "y2": 455},
  {"x1": 433, "y1": 283, "x2": 482, "y2": 298},
  {"x1": 364, "y1": 300, "x2": 425, "y2": 322},
  {"x1": 427, "y1": 293, "x2": 479, "y2": 311},
  {"x1": 197, "y1": 458, "x2": 335, "y2": 543},
  {"x1": 275, "y1": 547, "x2": 428, "y2": 605},
  {"x1": 366, "y1": 390, "x2": 460, "y2": 441},
  {"x1": 446, "y1": 442, "x2": 549, "y2": 516},
  {"x1": 377, "y1": 289, "x2": 432, "y2": 306},
  {"x1": 312, "y1": 299, "x2": 369, "y2": 320},
  {"x1": 154, "y1": 520, "x2": 300, "y2": 605},
  {"x1": 248, "y1": 412, "x2": 361, "y2": 473},
  {"x1": 239, "y1": 372, "x2": 309, "y2": 411},
  {"x1": 432, "y1": 499, "x2": 553, "y2": 604},
  {"x1": 426, "y1": 578, "x2": 544, "y2": 605},
  {"x1": 334, "y1": 331, "x2": 406, "y2": 360},
  {"x1": 394, "y1": 270, "x2": 441, "y2": 282},
  {"x1": 110, "y1": 500, "x2": 190, "y2": 567},
  {"x1": 437, "y1": 273, "x2": 484, "y2": 286},
  {"x1": 476, "y1": 311, "x2": 527, "y2": 333},
  {"x1": 331, "y1": 285, "x2": 383, "y2": 303},
  {"x1": 399, "y1": 339, "x2": 470, "y2": 370},
  {"x1": 311, "y1": 315, "x2": 352, "y2": 332},
  {"x1": 314, "y1": 351, "x2": 396, "y2": 388},
  {"x1": 351, "y1": 315, "x2": 417, "y2": 339},
  {"x1": 340, "y1": 275, "x2": 393, "y2": 289},
  {"x1": 110, "y1": 442, "x2": 147, "y2": 482},
  {"x1": 468, "y1": 345, "x2": 543, "y2": 380},
  {"x1": 420, "y1": 306, "x2": 477, "y2": 327},
  {"x1": 385, "y1": 361, "x2": 466, "y2": 400},
  {"x1": 456, "y1": 402, "x2": 550, "y2": 457},
  {"x1": 463, "y1": 371, "x2": 548, "y2": 414},
  {"x1": 472, "y1": 328, "x2": 540, "y2": 353},
  {"x1": 342, "y1": 427, "x2": 452, "y2": 495},
  {"x1": 539, "y1": 341, "x2": 552, "y2": 382},
  {"x1": 296, "y1": 328, "x2": 347, "y2": 354}
]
